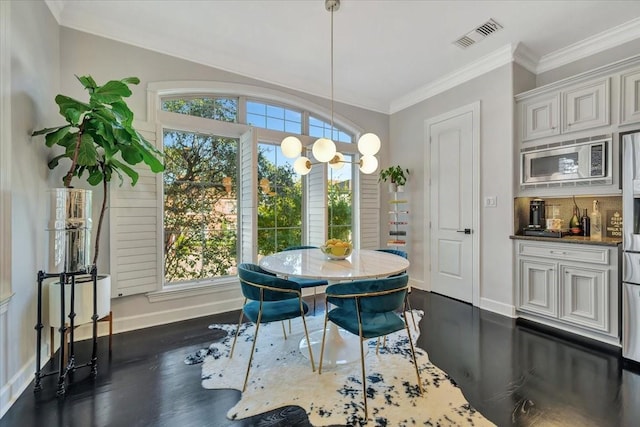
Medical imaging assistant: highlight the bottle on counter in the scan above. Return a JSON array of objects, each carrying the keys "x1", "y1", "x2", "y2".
[
  {"x1": 581, "y1": 208, "x2": 590, "y2": 237},
  {"x1": 569, "y1": 206, "x2": 581, "y2": 235},
  {"x1": 590, "y1": 200, "x2": 602, "y2": 240}
]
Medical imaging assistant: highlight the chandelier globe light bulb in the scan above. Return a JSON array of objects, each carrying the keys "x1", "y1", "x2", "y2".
[
  {"x1": 329, "y1": 152, "x2": 345, "y2": 170},
  {"x1": 359, "y1": 155, "x2": 378, "y2": 174},
  {"x1": 357, "y1": 133, "x2": 381, "y2": 156},
  {"x1": 312, "y1": 137, "x2": 337, "y2": 163},
  {"x1": 294, "y1": 156, "x2": 312, "y2": 175},
  {"x1": 281, "y1": 136, "x2": 302, "y2": 158}
]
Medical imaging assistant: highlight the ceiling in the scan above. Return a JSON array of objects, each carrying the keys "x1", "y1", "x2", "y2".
[{"x1": 45, "y1": 0, "x2": 640, "y2": 114}]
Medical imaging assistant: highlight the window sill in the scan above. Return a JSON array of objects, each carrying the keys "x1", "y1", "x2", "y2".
[{"x1": 146, "y1": 278, "x2": 238, "y2": 303}]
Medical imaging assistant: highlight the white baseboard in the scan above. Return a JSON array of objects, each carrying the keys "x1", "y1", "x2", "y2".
[
  {"x1": 480, "y1": 297, "x2": 516, "y2": 318},
  {"x1": 0, "y1": 351, "x2": 40, "y2": 419},
  {"x1": 409, "y1": 277, "x2": 426, "y2": 292},
  {"x1": 68, "y1": 296, "x2": 245, "y2": 342}
]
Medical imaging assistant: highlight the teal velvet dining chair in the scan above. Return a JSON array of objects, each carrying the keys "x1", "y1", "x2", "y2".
[
  {"x1": 231, "y1": 263, "x2": 315, "y2": 391},
  {"x1": 282, "y1": 245, "x2": 329, "y2": 314},
  {"x1": 318, "y1": 273, "x2": 422, "y2": 420},
  {"x1": 375, "y1": 248, "x2": 416, "y2": 328}
]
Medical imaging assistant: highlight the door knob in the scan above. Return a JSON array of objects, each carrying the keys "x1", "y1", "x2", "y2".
[{"x1": 456, "y1": 228, "x2": 472, "y2": 234}]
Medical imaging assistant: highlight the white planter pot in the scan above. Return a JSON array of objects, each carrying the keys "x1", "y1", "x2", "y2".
[
  {"x1": 388, "y1": 183, "x2": 397, "y2": 193},
  {"x1": 396, "y1": 185, "x2": 405, "y2": 192},
  {"x1": 49, "y1": 274, "x2": 111, "y2": 328}
]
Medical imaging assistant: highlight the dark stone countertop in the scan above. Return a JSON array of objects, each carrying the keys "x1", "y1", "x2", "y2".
[{"x1": 510, "y1": 234, "x2": 622, "y2": 247}]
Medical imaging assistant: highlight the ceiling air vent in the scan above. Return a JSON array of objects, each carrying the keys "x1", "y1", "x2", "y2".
[{"x1": 453, "y1": 18, "x2": 503, "y2": 49}]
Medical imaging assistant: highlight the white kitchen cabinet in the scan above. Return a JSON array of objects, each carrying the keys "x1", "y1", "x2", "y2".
[
  {"x1": 515, "y1": 239, "x2": 620, "y2": 346},
  {"x1": 559, "y1": 264, "x2": 608, "y2": 332},
  {"x1": 562, "y1": 79, "x2": 609, "y2": 133},
  {"x1": 520, "y1": 94, "x2": 560, "y2": 141},
  {"x1": 519, "y1": 258, "x2": 557, "y2": 317},
  {"x1": 518, "y1": 79, "x2": 609, "y2": 143},
  {"x1": 620, "y1": 68, "x2": 640, "y2": 125}
]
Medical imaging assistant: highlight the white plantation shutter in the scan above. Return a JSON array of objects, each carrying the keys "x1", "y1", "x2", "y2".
[
  {"x1": 306, "y1": 157, "x2": 327, "y2": 247},
  {"x1": 239, "y1": 129, "x2": 257, "y2": 263},
  {"x1": 358, "y1": 169, "x2": 380, "y2": 249},
  {"x1": 109, "y1": 122, "x2": 163, "y2": 297}
]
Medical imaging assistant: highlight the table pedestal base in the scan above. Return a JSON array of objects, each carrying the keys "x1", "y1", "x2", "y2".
[{"x1": 299, "y1": 323, "x2": 367, "y2": 366}]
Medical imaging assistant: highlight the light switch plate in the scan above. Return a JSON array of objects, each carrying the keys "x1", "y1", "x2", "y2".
[{"x1": 484, "y1": 196, "x2": 497, "y2": 207}]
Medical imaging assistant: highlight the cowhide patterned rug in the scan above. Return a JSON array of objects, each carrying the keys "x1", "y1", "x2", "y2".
[{"x1": 184, "y1": 310, "x2": 494, "y2": 426}]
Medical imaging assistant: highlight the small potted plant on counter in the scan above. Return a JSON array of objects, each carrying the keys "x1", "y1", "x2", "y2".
[{"x1": 378, "y1": 165, "x2": 410, "y2": 192}]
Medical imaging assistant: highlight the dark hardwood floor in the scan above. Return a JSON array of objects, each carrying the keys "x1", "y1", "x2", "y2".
[{"x1": 2, "y1": 290, "x2": 639, "y2": 427}]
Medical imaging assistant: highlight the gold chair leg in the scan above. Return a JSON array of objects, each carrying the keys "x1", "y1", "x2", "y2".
[
  {"x1": 313, "y1": 288, "x2": 317, "y2": 315},
  {"x1": 281, "y1": 321, "x2": 288, "y2": 339},
  {"x1": 402, "y1": 311, "x2": 423, "y2": 394},
  {"x1": 405, "y1": 296, "x2": 417, "y2": 329},
  {"x1": 229, "y1": 302, "x2": 246, "y2": 358},
  {"x1": 359, "y1": 334, "x2": 368, "y2": 420},
  {"x1": 318, "y1": 310, "x2": 330, "y2": 374},
  {"x1": 300, "y1": 305, "x2": 316, "y2": 372},
  {"x1": 242, "y1": 310, "x2": 263, "y2": 392}
]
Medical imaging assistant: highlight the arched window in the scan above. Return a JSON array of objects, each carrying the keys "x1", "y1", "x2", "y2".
[{"x1": 150, "y1": 83, "x2": 367, "y2": 288}]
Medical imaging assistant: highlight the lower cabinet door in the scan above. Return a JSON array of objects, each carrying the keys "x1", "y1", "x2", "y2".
[
  {"x1": 559, "y1": 264, "x2": 609, "y2": 332},
  {"x1": 519, "y1": 258, "x2": 557, "y2": 317}
]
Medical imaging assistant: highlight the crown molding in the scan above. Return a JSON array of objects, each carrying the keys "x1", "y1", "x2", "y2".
[
  {"x1": 44, "y1": 0, "x2": 64, "y2": 24},
  {"x1": 512, "y1": 42, "x2": 539, "y2": 74},
  {"x1": 537, "y1": 17, "x2": 640, "y2": 74},
  {"x1": 390, "y1": 44, "x2": 514, "y2": 114}
]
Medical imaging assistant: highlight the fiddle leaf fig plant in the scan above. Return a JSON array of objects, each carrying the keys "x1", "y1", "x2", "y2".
[
  {"x1": 32, "y1": 75, "x2": 164, "y2": 266},
  {"x1": 378, "y1": 165, "x2": 410, "y2": 186}
]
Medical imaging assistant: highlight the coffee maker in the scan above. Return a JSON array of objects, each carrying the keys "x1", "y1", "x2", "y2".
[{"x1": 529, "y1": 198, "x2": 545, "y2": 228}]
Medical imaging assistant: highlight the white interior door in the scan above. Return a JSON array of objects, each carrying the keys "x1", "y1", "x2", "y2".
[{"x1": 427, "y1": 104, "x2": 478, "y2": 304}]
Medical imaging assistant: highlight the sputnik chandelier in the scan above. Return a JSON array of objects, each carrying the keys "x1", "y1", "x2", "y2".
[{"x1": 280, "y1": 0, "x2": 380, "y2": 175}]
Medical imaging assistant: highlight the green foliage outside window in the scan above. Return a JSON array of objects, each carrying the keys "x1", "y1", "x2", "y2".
[
  {"x1": 162, "y1": 95, "x2": 357, "y2": 285},
  {"x1": 328, "y1": 179, "x2": 352, "y2": 241},
  {"x1": 163, "y1": 130, "x2": 238, "y2": 282},
  {"x1": 162, "y1": 97, "x2": 237, "y2": 122}
]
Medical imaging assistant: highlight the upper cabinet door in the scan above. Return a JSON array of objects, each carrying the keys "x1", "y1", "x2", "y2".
[
  {"x1": 521, "y1": 93, "x2": 561, "y2": 142},
  {"x1": 620, "y1": 68, "x2": 640, "y2": 126},
  {"x1": 562, "y1": 79, "x2": 610, "y2": 133}
]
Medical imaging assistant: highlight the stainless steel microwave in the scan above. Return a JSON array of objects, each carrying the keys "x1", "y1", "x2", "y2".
[{"x1": 521, "y1": 137, "x2": 612, "y2": 186}]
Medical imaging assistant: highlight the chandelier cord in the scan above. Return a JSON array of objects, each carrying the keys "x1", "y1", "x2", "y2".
[{"x1": 330, "y1": 2, "x2": 334, "y2": 138}]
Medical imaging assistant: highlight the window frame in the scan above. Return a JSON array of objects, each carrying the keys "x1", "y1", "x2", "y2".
[{"x1": 143, "y1": 81, "x2": 369, "y2": 300}]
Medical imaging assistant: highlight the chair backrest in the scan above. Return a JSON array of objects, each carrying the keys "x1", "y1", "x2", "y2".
[
  {"x1": 283, "y1": 245, "x2": 318, "y2": 251},
  {"x1": 326, "y1": 274, "x2": 408, "y2": 314},
  {"x1": 375, "y1": 248, "x2": 408, "y2": 259},
  {"x1": 237, "y1": 263, "x2": 301, "y2": 302}
]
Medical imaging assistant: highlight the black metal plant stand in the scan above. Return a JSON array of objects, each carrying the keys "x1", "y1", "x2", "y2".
[{"x1": 34, "y1": 265, "x2": 99, "y2": 396}]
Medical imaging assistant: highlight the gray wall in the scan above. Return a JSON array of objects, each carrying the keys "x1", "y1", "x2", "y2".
[
  {"x1": 3, "y1": 0, "x2": 60, "y2": 412},
  {"x1": 390, "y1": 64, "x2": 516, "y2": 314}
]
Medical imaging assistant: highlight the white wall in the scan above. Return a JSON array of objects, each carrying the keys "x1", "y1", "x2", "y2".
[
  {"x1": 390, "y1": 64, "x2": 516, "y2": 316},
  {"x1": 2, "y1": 0, "x2": 60, "y2": 416}
]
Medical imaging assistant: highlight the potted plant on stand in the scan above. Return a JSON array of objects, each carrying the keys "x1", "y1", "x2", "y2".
[
  {"x1": 378, "y1": 165, "x2": 410, "y2": 192},
  {"x1": 32, "y1": 75, "x2": 164, "y2": 353}
]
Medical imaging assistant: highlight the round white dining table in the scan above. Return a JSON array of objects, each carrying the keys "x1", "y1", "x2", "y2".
[{"x1": 259, "y1": 248, "x2": 410, "y2": 366}]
